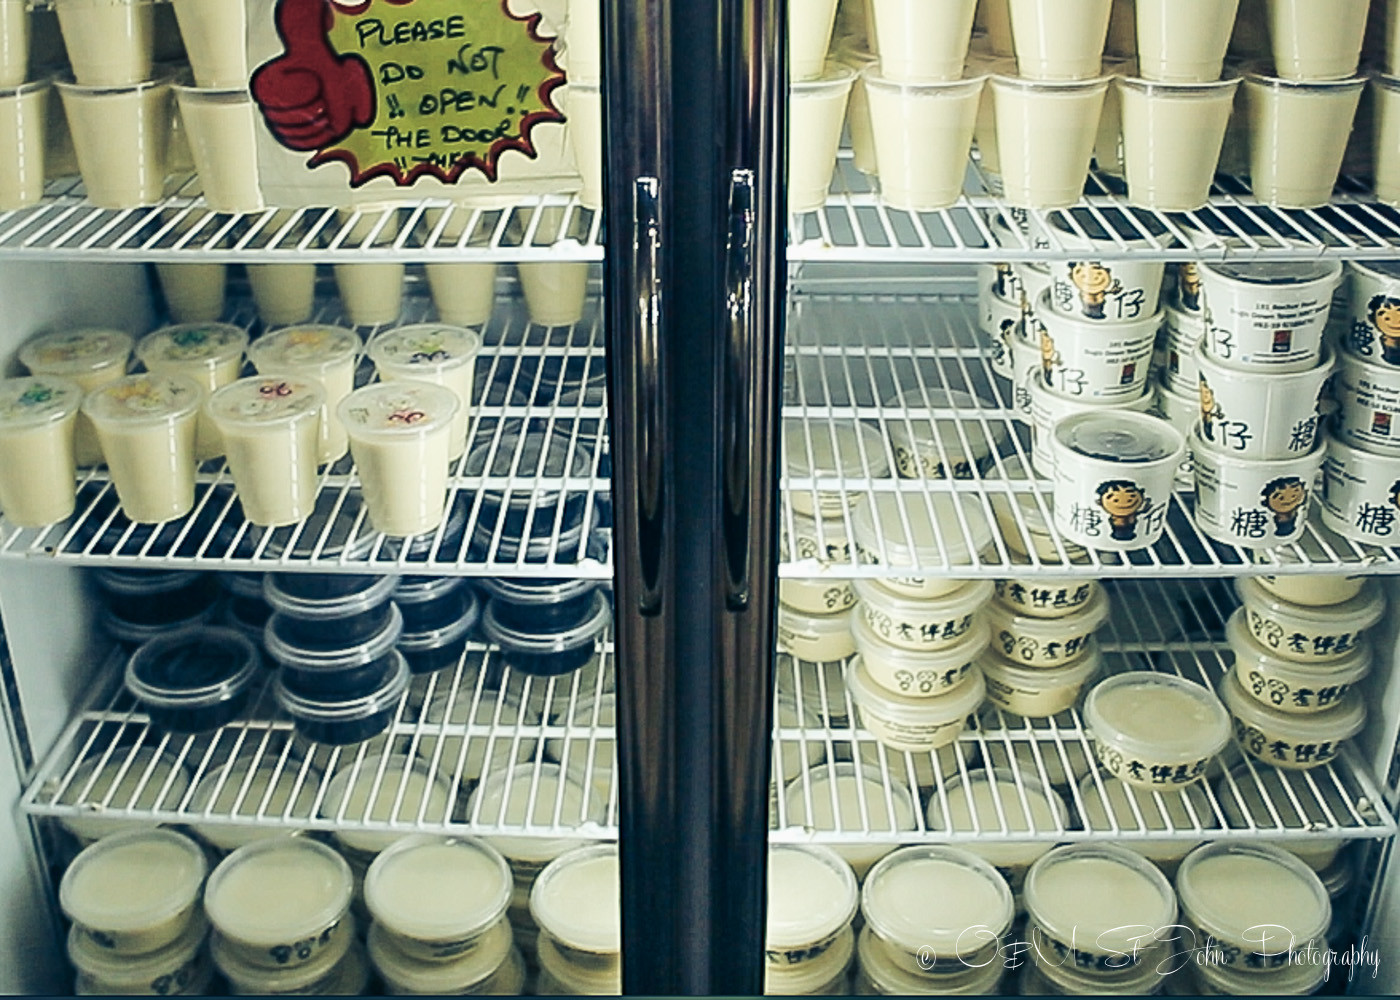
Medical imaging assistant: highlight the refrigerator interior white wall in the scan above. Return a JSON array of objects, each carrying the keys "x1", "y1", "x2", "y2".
[{"x1": 0, "y1": 261, "x2": 153, "y2": 372}]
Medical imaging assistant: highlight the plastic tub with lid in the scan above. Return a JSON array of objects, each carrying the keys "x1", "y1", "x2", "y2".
[
  {"x1": 535, "y1": 932, "x2": 620, "y2": 994},
  {"x1": 765, "y1": 926, "x2": 854, "y2": 995},
  {"x1": 204, "y1": 837, "x2": 353, "y2": 970},
  {"x1": 852, "y1": 613, "x2": 986, "y2": 698},
  {"x1": 783, "y1": 417, "x2": 891, "y2": 518},
  {"x1": 781, "y1": 507, "x2": 856, "y2": 614},
  {"x1": 779, "y1": 654, "x2": 851, "y2": 729},
  {"x1": 1176, "y1": 841, "x2": 1331, "y2": 971},
  {"x1": 463, "y1": 428, "x2": 593, "y2": 561},
  {"x1": 263, "y1": 572, "x2": 399, "y2": 644},
  {"x1": 60, "y1": 828, "x2": 208, "y2": 955},
  {"x1": 367, "y1": 916, "x2": 513, "y2": 992},
  {"x1": 466, "y1": 762, "x2": 607, "y2": 881},
  {"x1": 365, "y1": 835, "x2": 512, "y2": 962},
  {"x1": 479, "y1": 576, "x2": 599, "y2": 633},
  {"x1": 1075, "y1": 773, "x2": 1216, "y2": 876},
  {"x1": 853, "y1": 577, "x2": 994, "y2": 653},
  {"x1": 320, "y1": 752, "x2": 457, "y2": 857},
  {"x1": 854, "y1": 926, "x2": 1004, "y2": 996},
  {"x1": 979, "y1": 642, "x2": 1100, "y2": 718},
  {"x1": 95, "y1": 569, "x2": 219, "y2": 627},
  {"x1": 265, "y1": 602, "x2": 404, "y2": 698},
  {"x1": 482, "y1": 590, "x2": 611, "y2": 677},
  {"x1": 274, "y1": 648, "x2": 410, "y2": 746},
  {"x1": 1234, "y1": 576, "x2": 1384, "y2": 664},
  {"x1": 398, "y1": 589, "x2": 479, "y2": 675},
  {"x1": 1083, "y1": 672, "x2": 1231, "y2": 790},
  {"x1": 993, "y1": 577, "x2": 1101, "y2": 620},
  {"x1": 124, "y1": 626, "x2": 259, "y2": 734},
  {"x1": 1215, "y1": 765, "x2": 1346, "y2": 871},
  {"x1": 847, "y1": 656, "x2": 984, "y2": 754},
  {"x1": 850, "y1": 493, "x2": 994, "y2": 597},
  {"x1": 781, "y1": 762, "x2": 919, "y2": 880},
  {"x1": 394, "y1": 576, "x2": 470, "y2": 632},
  {"x1": 885, "y1": 387, "x2": 1009, "y2": 480},
  {"x1": 778, "y1": 602, "x2": 857, "y2": 663},
  {"x1": 54, "y1": 747, "x2": 192, "y2": 844},
  {"x1": 1024, "y1": 923, "x2": 1170, "y2": 995},
  {"x1": 1219, "y1": 668, "x2": 1366, "y2": 771},
  {"x1": 542, "y1": 689, "x2": 616, "y2": 765},
  {"x1": 1227, "y1": 607, "x2": 1371, "y2": 715},
  {"x1": 222, "y1": 595, "x2": 272, "y2": 648},
  {"x1": 530, "y1": 844, "x2": 620, "y2": 963},
  {"x1": 210, "y1": 915, "x2": 354, "y2": 993},
  {"x1": 766, "y1": 844, "x2": 858, "y2": 968},
  {"x1": 68, "y1": 911, "x2": 209, "y2": 996},
  {"x1": 1254, "y1": 572, "x2": 1366, "y2": 607},
  {"x1": 414, "y1": 680, "x2": 544, "y2": 785},
  {"x1": 1189, "y1": 950, "x2": 1328, "y2": 996},
  {"x1": 984, "y1": 585, "x2": 1108, "y2": 667},
  {"x1": 861, "y1": 845, "x2": 1013, "y2": 974},
  {"x1": 187, "y1": 759, "x2": 320, "y2": 852}
]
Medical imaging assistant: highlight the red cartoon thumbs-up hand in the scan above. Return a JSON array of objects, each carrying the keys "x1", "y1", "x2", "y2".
[{"x1": 251, "y1": 0, "x2": 376, "y2": 151}]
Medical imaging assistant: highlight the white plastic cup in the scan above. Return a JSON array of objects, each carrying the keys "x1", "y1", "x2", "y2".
[
  {"x1": 1194, "y1": 343, "x2": 1334, "y2": 461},
  {"x1": 1198, "y1": 259, "x2": 1342, "y2": 372},
  {"x1": 82, "y1": 373, "x2": 202, "y2": 523},
  {"x1": 991, "y1": 74, "x2": 1109, "y2": 209},
  {"x1": 1335, "y1": 348, "x2": 1400, "y2": 457},
  {"x1": 1032, "y1": 290, "x2": 1161, "y2": 401},
  {"x1": 789, "y1": 66, "x2": 855, "y2": 214},
  {"x1": 565, "y1": 83, "x2": 602, "y2": 211},
  {"x1": 170, "y1": 0, "x2": 246, "y2": 87},
  {"x1": 206, "y1": 376, "x2": 324, "y2": 526},
  {"x1": 1134, "y1": 0, "x2": 1239, "y2": 82},
  {"x1": 247, "y1": 264, "x2": 317, "y2": 327},
  {"x1": 1243, "y1": 72, "x2": 1364, "y2": 208},
  {"x1": 0, "y1": 81, "x2": 49, "y2": 210},
  {"x1": 173, "y1": 85, "x2": 263, "y2": 213},
  {"x1": 0, "y1": 375, "x2": 81, "y2": 527},
  {"x1": 154, "y1": 263, "x2": 227, "y2": 324},
  {"x1": 1266, "y1": 0, "x2": 1368, "y2": 81},
  {"x1": 1344, "y1": 260, "x2": 1400, "y2": 365},
  {"x1": 368, "y1": 323, "x2": 481, "y2": 461},
  {"x1": 870, "y1": 0, "x2": 976, "y2": 81},
  {"x1": 1191, "y1": 429, "x2": 1324, "y2": 548},
  {"x1": 1027, "y1": 369, "x2": 1155, "y2": 477},
  {"x1": 57, "y1": 75, "x2": 172, "y2": 209},
  {"x1": 333, "y1": 211, "x2": 406, "y2": 327},
  {"x1": 1371, "y1": 75, "x2": 1400, "y2": 208},
  {"x1": 338, "y1": 381, "x2": 460, "y2": 537},
  {"x1": 564, "y1": 0, "x2": 601, "y2": 83},
  {"x1": 1007, "y1": 0, "x2": 1112, "y2": 80},
  {"x1": 19, "y1": 327, "x2": 132, "y2": 467},
  {"x1": 248, "y1": 324, "x2": 362, "y2": 466},
  {"x1": 54, "y1": 0, "x2": 153, "y2": 86},
  {"x1": 1320, "y1": 430, "x2": 1400, "y2": 545},
  {"x1": 863, "y1": 70, "x2": 982, "y2": 210},
  {"x1": 967, "y1": 53, "x2": 1017, "y2": 183},
  {"x1": 1118, "y1": 77, "x2": 1239, "y2": 211},
  {"x1": 790, "y1": 0, "x2": 841, "y2": 80},
  {"x1": 0, "y1": 0, "x2": 28, "y2": 89},
  {"x1": 517, "y1": 258, "x2": 589, "y2": 327},
  {"x1": 1050, "y1": 409, "x2": 1186, "y2": 550},
  {"x1": 136, "y1": 322, "x2": 248, "y2": 462}
]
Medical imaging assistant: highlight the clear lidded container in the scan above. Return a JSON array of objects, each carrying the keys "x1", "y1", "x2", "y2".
[
  {"x1": 1083, "y1": 672, "x2": 1231, "y2": 790},
  {"x1": 765, "y1": 844, "x2": 859, "y2": 968},
  {"x1": 0, "y1": 374, "x2": 83, "y2": 527},
  {"x1": 368, "y1": 323, "x2": 482, "y2": 460},
  {"x1": 247, "y1": 324, "x2": 361, "y2": 466},
  {"x1": 850, "y1": 492, "x2": 994, "y2": 597},
  {"x1": 205, "y1": 375, "x2": 324, "y2": 526},
  {"x1": 529, "y1": 843, "x2": 621, "y2": 963}
]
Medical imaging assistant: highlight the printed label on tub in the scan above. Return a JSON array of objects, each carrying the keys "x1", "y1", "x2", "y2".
[
  {"x1": 860, "y1": 606, "x2": 976, "y2": 647},
  {"x1": 267, "y1": 919, "x2": 342, "y2": 966},
  {"x1": 1034, "y1": 319, "x2": 1154, "y2": 400},
  {"x1": 1175, "y1": 262, "x2": 1204, "y2": 314},
  {"x1": 1062, "y1": 481, "x2": 1169, "y2": 545},
  {"x1": 1097, "y1": 744, "x2": 1209, "y2": 786},
  {"x1": 1336, "y1": 360, "x2": 1400, "y2": 454},
  {"x1": 1192, "y1": 458, "x2": 1312, "y2": 544},
  {"x1": 1232, "y1": 717, "x2": 1340, "y2": 769},
  {"x1": 1244, "y1": 607, "x2": 1362, "y2": 659},
  {"x1": 766, "y1": 931, "x2": 839, "y2": 968},
  {"x1": 1039, "y1": 933, "x2": 1149, "y2": 972},
  {"x1": 993, "y1": 630, "x2": 1092, "y2": 664},
  {"x1": 1320, "y1": 450, "x2": 1400, "y2": 541},
  {"x1": 1192, "y1": 928, "x2": 1315, "y2": 972},
  {"x1": 792, "y1": 534, "x2": 854, "y2": 565},
  {"x1": 150, "y1": 957, "x2": 202, "y2": 996},
  {"x1": 888, "y1": 661, "x2": 973, "y2": 697},
  {"x1": 994, "y1": 580, "x2": 1094, "y2": 614},
  {"x1": 1242, "y1": 669, "x2": 1352, "y2": 712},
  {"x1": 1051, "y1": 262, "x2": 1155, "y2": 323},
  {"x1": 1202, "y1": 290, "x2": 1331, "y2": 368},
  {"x1": 1197, "y1": 373, "x2": 1321, "y2": 457},
  {"x1": 984, "y1": 263, "x2": 1025, "y2": 306}
]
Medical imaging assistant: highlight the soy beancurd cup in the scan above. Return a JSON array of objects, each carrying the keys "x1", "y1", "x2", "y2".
[
  {"x1": 206, "y1": 376, "x2": 324, "y2": 527},
  {"x1": 529, "y1": 844, "x2": 621, "y2": 965},
  {"x1": 0, "y1": 81, "x2": 50, "y2": 211},
  {"x1": 852, "y1": 611, "x2": 986, "y2": 697},
  {"x1": 368, "y1": 324, "x2": 481, "y2": 461},
  {"x1": 1194, "y1": 344, "x2": 1333, "y2": 461},
  {"x1": 1134, "y1": 0, "x2": 1238, "y2": 82},
  {"x1": 847, "y1": 654, "x2": 986, "y2": 753},
  {"x1": 1117, "y1": 77, "x2": 1239, "y2": 212},
  {"x1": 869, "y1": 0, "x2": 975, "y2": 81},
  {"x1": 993, "y1": 577, "x2": 1100, "y2": 619},
  {"x1": 1265, "y1": 0, "x2": 1367, "y2": 81},
  {"x1": 784, "y1": 417, "x2": 890, "y2": 517},
  {"x1": 766, "y1": 845, "x2": 858, "y2": 969},
  {"x1": 991, "y1": 75, "x2": 1109, "y2": 209},
  {"x1": 1243, "y1": 72, "x2": 1364, "y2": 209},
  {"x1": 56, "y1": 74, "x2": 172, "y2": 209},
  {"x1": 984, "y1": 586, "x2": 1107, "y2": 666},
  {"x1": 0, "y1": 375, "x2": 81, "y2": 527},
  {"x1": 1007, "y1": 0, "x2": 1112, "y2": 80},
  {"x1": 1197, "y1": 260, "x2": 1342, "y2": 372},
  {"x1": 1191, "y1": 431, "x2": 1324, "y2": 549},
  {"x1": 788, "y1": 0, "x2": 840, "y2": 81},
  {"x1": 863, "y1": 71, "x2": 983, "y2": 211},
  {"x1": 82, "y1": 373, "x2": 202, "y2": 523},
  {"x1": 979, "y1": 641, "x2": 1101, "y2": 717},
  {"x1": 137, "y1": 322, "x2": 248, "y2": 462},
  {"x1": 1033, "y1": 289, "x2": 1161, "y2": 401},
  {"x1": 853, "y1": 577, "x2": 992, "y2": 653},
  {"x1": 247, "y1": 324, "x2": 361, "y2": 466},
  {"x1": 1084, "y1": 672, "x2": 1230, "y2": 790},
  {"x1": 1235, "y1": 575, "x2": 1383, "y2": 664},
  {"x1": 789, "y1": 65, "x2": 855, "y2": 214},
  {"x1": 850, "y1": 492, "x2": 994, "y2": 597},
  {"x1": 20, "y1": 327, "x2": 133, "y2": 467}
]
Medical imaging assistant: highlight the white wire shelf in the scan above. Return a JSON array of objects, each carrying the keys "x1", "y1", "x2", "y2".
[
  {"x1": 22, "y1": 638, "x2": 618, "y2": 840},
  {"x1": 779, "y1": 293, "x2": 1400, "y2": 579},
  {"x1": 0, "y1": 178, "x2": 602, "y2": 263},
  {"x1": 770, "y1": 577, "x2": 1395, "y2": 845},
  {"x1": 0, "y1": 289, "x2": 613, "y2": 578},
  {"x1": 790, "y1": 154, "x2": 1400, "y2": 263}
]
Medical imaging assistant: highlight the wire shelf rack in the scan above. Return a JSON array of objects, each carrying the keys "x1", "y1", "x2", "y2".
[
  {"x1": 0, "y1": 288, "x2": 613, "y2": 578},
  {"x1": 779, "y1": 292, "x2": 1400, "y2": 580},
  {"x1": 770, "y1": 577, "x2": 1395, "y2": 846}
]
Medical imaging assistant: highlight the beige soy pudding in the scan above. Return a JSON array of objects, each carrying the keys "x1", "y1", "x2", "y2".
[
  {"x1": 246, "y1": 264, "x2": 316, "y2": 326},
  {"x1": 0, "y1": 375, "x2": 81, "y2": 527},
  {"x1": 1076, "y1": 774, "x2": 1216, "y2": 874},
  {"x1": 205, "y1": 376, "x2": 324, "y2": 527},
  {"x1": 187, "y1": 759, "x2": 320, "y2": 851},
  {"x1": 1083, "y1": 672, "x2": 1230, "y2": 791},
  {"x1": 20, "y1": 327, "x2": 132, "y2": 467},
  {"x1": 247, "y1": 324, "x2": 361, "y2": 466},
  {"x1": 1134, "y1": 0, "x2": 1239, "y2": 82},
  {"x1": 368, "y1": 323, "x2": 481, "y2": 461},
  {"x1": 137, "y1": 321, "x2": 248, "y2": 461},
  {"x1": 153, "y1": 263, "x2": 226, "y2": 323},
  {"x1": 766, "y1": 845, "x2": 858, "y2": 967},
  {"x1": 1007, "y1": 0, "x2": 1113, "y2": 80},
  {"x1": 321, "y1": 753, "x2": 456, "y2": 857},
  {"x1": 992, "y1": 75, "x2": 1110, "y2": 209},
  {"x1": 530, "y1": 844, "x2": 621, "y2": 959},
  {"x1": 1117, "y1": 77, "x2": 1238, "y2": 211},
  {"x1": 781, "y1": 762, "x2": 918, "y2": 879}
]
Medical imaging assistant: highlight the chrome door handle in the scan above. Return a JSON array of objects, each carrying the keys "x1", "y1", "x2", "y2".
[
  {"x1": 721, "y1": 169, "x2": 757, "y2": 610},
  {"x1": 632, "y1": 176, "x2": 665, "y2": 615}
]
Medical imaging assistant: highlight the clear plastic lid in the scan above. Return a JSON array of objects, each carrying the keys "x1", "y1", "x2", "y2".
[
  {"x1": 366, "y1": 918, "x2": 512, "y2": 992},
  {"x1": 851, "y1": 576, "x2": 995, "y2": 619},
  {"x1": 766, "y1": 844, "x2": 859, "y2": 949},
  {"x1": 397, "y1": 591, "x2": 479, "y2": 651},
  {"x1": 273, "y1": 649, "x2": 410, "y2": 723},
  {"x1": 783, "y1": 418, "x2": 890, "y2": 484},
  {"x1": 364, "y1": 835, "x2": 512, "y2": 943},
  {"x1": 1235, "y1": 576, "x2": 1385, "y2": 634},
  {"x1": 1226, "y1": 607, "x2": 1372, "y2": 686},
  {"x1": 394, "y1": 576, "x2": 465, "y2": 603},
  {"x1": 861, "y1": 845, "x2": 1013, "y2": 954},
  {"x1": 463, "y1": 426, "x2": 594, "y2": 502},
  {"x1": 81, "y1": 373, "x2": 203, "y2": 426},
  {"x1": 60, "y1": 829, "x2": 208, "y2": 933},
  {"x1": 263, "y1": 573, "x2": 398, "y2": 620},
  {"x1": 337, "y1": 382, "x2": 460, "y2": 439},
  {"x1": 1219, "y1": 668, "x2": 1367, "y2": 745},
  {"x1": 320, "y1": 752, "x2": 456, "y2": 855},
  {"x1": 478, "y1": 576, "x2": 597, "y2": 605},
  {"x1": 1083, "y1": 672, "x2": 1231, "y2": 765},
  {"x1": 369, "y1": 324, "x2": 482, "y2": 374},
  {"x1": 1041, "y1": 205, "x2": 1173, "y2": 246},
  {"x1": 94, "y1": 568, "x2": 206, "y2": 596},
  {"x1": 1202, "y1": 260, "x2": 1343, "y2": 287},
  {"x1": 1024, "y1": 844, "x2": 1177, "y2": 954},
  {"x1": 851, "y1": 493, "x2": 994, "y2": 568},
  {"x1": 530, "y1": 844, "x2": 621, "y2": 954},
  {"x1": 67, "y1": 910, "x2": 208, "y2": 982},
  {"x1": 0, "y1": 376, "x2": 82, "y2": 429},
  {"x1": 1175, "y1": 841, "x2": 1330, "y2": 954},
  {"x1": 20, "y1": 328, "x2": 133, "y2": 377},
  {"x1": 137, "y1": 323, "x2": 248, "y2": 373},
  {"x1": 985, "y1": 585, "x2": 1111, "y2": 639},
  {"x1": 206, "y1": 376, "x2": 324, "y2": 429},
  {"x1": 480, "y1": 590, "x2": 611, "y2": 654},
  {"x1": 1054, "y1": 410, "x2": 1184, "y2": 464},
  {"x1": 124, "y1": 625, "x2": 260, "y2": 710},
  {"x1": 467, "y1": 762, "x2": 605, "y2": 864},
  {"x1": 264, "y1": 602, "x2": 403, "y2": 671},
  {"x1": 849, "y1": 657, "x2": 987, "y2": 725},
  {"x1": 248, "y1": 325, "x2": 361, "y2": 376},
  {"x1": 782, "y1": 762, "x2": 919, "y2": 837}
]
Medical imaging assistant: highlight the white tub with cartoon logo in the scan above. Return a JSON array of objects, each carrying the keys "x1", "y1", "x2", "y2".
[
  {"x1": 1029, "y1": 208, "x2": 1170, "y2": 324},
  {"x1": 1344, "y1": 260, "x2": 1400, "y2": 366},
  {"x1": 1197, "y1": 260, "x2": 1343, "y2": 372},
  {"x1": 1335, "y1": 348, "x2": 1400, "y2": 457},
  {"x1": 1034, "y1": 289, "x2": 1161, "y2": 401},
  {"x1": 1190, "y1": 430, "x2": 1324, "y2": 549},
  {"x1": 1320, "y1": 431, "x2": 1400, "y2": 545},
  {"x1": 1193, "y1": 343, "x2": 1333, "y2": 461}
]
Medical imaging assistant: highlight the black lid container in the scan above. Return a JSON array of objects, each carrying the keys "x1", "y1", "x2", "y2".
[
  {"x1": 263, "y1": 574, "x2": 398, "y2": 644},
  {"x1": 481, "y1": 591, "x2": 611, "y2": 677},
  {"x1": 124, "y1": 626, "x2": 261, "y2": 734},
  {"x1": 274, "y1": 650, "x2": 410, "y2": 747},
  {"x1": 477, "y1": 577, "x2": 599, "y2": 633},
  {"x1": 94, "y1": 569, "x2": 220, "y2": 628},
  {"x1": 398, "y1": 590, "x2": 480, "y2": 675},
  {"x1": 264, "y1": 603, "x2": 404, "y2": 699}
]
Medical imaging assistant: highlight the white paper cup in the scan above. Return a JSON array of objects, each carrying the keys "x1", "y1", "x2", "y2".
[
  {"x1": 1371, "y1": 76, "x2": 1400, "y2": 207},
  {"x1": 1159, "y1": 305, "x2": 1204, "y2": 396},
  {"x1": 565, "y1": 83, "x2": 602, "y2": 211},
  {"x1": 0, "y1": 1, "x2": 28, "y2": 89},
  {"x1": 991, "y1": 74, "x2": 1109, "y2": 209},
  {"x1": 836, "y1": 47, "x2": 878, "y2": 174},
  {"x1": 517, "y1": 258, "x2": 589, "y2": 327},
  {"x1": 1033, "y1": 289, "x2": 1160, "y2": 401},
  {"x1": 154, "y1": 263, "x2": 226, "y2": 324},
  {"x1": 247, "y1": 264, "x2": 317, "y2": 327},
  {"x1": 1266, "y1": 0, "x2": 1368, "y2": 81},
  {"x1": 1334, "y1": 348, "x2": 1400, "y2": 457},
  {"x1": 1191, "y1": 428, "x2": 1324, "y2": 548},
  {"x1": 870, "y1": 0, "x2": 976, "y2": 81},
  {"x1": 368, "y1": 323, "x2": 481, "y2": 461},
  {"x1": 1033, "y1": 207, "x2": 1171, "y2": 321},
  {"x1": 1134, "y1": 0, "x2": 1239, "y2": 82},
  {"x1": 1050, "y1": 409, "x2": 1186, "y2": 550},
  {"x1": 207, "y1": 376, "x2": 324, "y2": 526},
  {"x1": 1118, "y1": 76, "x2": 1238, "y2": 211},
  {"x1": 0, "y1": 375, "x2": 80, "y2": 527},
  {"x1": 248, "y1": 324, "x2": 362, "y2": 466},
  {"x1": 136, "y1": 321, "x2": 248, "y2": 462},
  {"x1": 82, "y1": 373, "x2": 202, "y2": 523},
  {"x1": 1320, "y1": 430, "x2": 1400, "y2": 544},
  {"x1": 1028, "y1": 369, "x2": 1155, "y2": 477},
  {"x1": 790, "y1": 66, "x2": 854, "y2": 213},
  {"x1": 1243, "y1": 72, "x2": 1364, "y2": 208},
  {"x1": 54, "y1": 0, "x2": 153, "y2": 86},
  {"x1": 57, "y1": 75, "x2": 172, "y2": 209},
  {"x1": 0, "y1": 81, "x2": 48, "y2": 210},
  {"x1": 564, "y1": 0, "x2": 601, "y2": 83},
  {"x1": 864, "y1": 70, "x2": 982, "y2": 210},
  {"x1": 1007, "y1": 0, "x2": 1112, "y2": 80},
  {"x1": 173, "y1": 84, "x2": 263, "y2": 213},
  {"x1": 1344, "y1": 260, "x2": 1400, "y2": 366},
  {"x1": 170, "y1": 0, "x2": 245, "y2": 87},
  {"x1": 1198, "y1": 260, "x2": 1343, "y2": 372},
  {"x1": 1194, "y1": 343, "x2": 1334, "y2": 461},
  {"x1": 790, "y1": 0, "x2": 841, "y2": 80}
]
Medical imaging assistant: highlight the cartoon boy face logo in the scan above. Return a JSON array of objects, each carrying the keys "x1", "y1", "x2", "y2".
[
  {"x1": 1369, "y1": 295, "x2": 1400, "y2": 366},
  {"x1": 1199, "y1": 377, "x2": 1224, "y2": 442},
  {"x1": 1261, "y1": 476, "x2": 1308, "y2": 537},
  {"x1": 1178, "y1": 262, "x2": 1202, "y2": 312},
  {"x1": 1390, "y1": 478, "x2": 1400, "y2": 513},
  {"x1": 1068, "y1": 262, "x2": 1122, "y2": 320},
  {"x1": 1096, "y1": 481, "x2": 1148, "y2": 541},
  {"x1": 1039, "y1": 325, "x2": 1060, "y2": 381}
]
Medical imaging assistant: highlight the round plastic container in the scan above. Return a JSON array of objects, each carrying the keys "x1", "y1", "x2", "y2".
[
  {"x1": 781, "y1": 762, "x2": 919, "y2": 880},
  {"x1": 221, "y1": 595, "x2": 272, "y2": 648},
  {"x1": 263, "y1": 573, "x2": 399, "y2": 645},
  {"x1": 852, "y1": 612, "x2": 986, "y2": 698},
  {"x1": 766, "y1": 844, "x2": 859, "y2": 968},
  {"x1": 204, "y1": 837, "x2": 353, "y2": 971},
  {"x1": 273, "y1": 649, "x2": 409, "y2": 746},
  {"x1": 416, "y1": 686, "x2": 545, "y2": 787},
  {"x1": 60, "y1": 828, "x2": 207, "y2": 955},
  {"x1": 0, "y1": 373, "x2": 83, "y2": 528},
  {"x1": 367, "y1": 916, "x2": 512, "y2": 993},
  {"x1": 1176, "y1": 841, "x2": 1331, "y2": 969},
  {"x1": 95, "y1": 568, "x2": 218, "y2": 627},
  {"x1": 1024, "y1": 923, "x2": 1169, "y2": 995},
  {"x1": 850, "y1": 493, "x2": 994, "y2": 596},
  {"x1": 266, "y1": 602, "x2": 404, "y2": 698},
  {"x1": 399, "y1": 602, "x2": 478, "y2": 676},
  {"x1": 479, "y1": 577, "x2": 599, "y2": 633},
  {"x1": 266, "y1": 570, "x2": 395, "y2": 605},
  {"x1": 993, "y1": 577, "x2": 1101, "y2": 620},
  {"x1": 885, "y1": 387, "x2": 1009, "y2": 480},
  {"x1": 784, "y1": 417, "x2": 891, "y2": 517},
  {"x1": 781, "y1": 507, "x2": 857, "y2": 613},
  {"x1": 481, "y1": 590, "x2": 611, "y2": 677},
  {"x1": 1083, "y1": 672, "x2": 1231, "y2": 790},
  {"x1": 20, "y1": 328, "x2": 133, "y2": 388},
  {"x1": 1234, "y1": 576, "x2": 1384, "y2": 664},
  {"x1": 979, "y1": 643, "x2": 1101, "y2": 718},
  {"x1": 1076, "y1": 774, "x2": 1216, "y2": 874},
  {"x1": 365, "y1": 835, "x2": 511, "y2": 962},
  {"x1": 765, "y1": 927, "x2": 852, "y2": 994},
  {"x1": 463, "y1": 429, "x2": 593, "y2": 561},
  {"x1": 855, "y1": 925, "x2": 1004, "y2": 996},
  {"x1": 210, "y1": 915, "x2": 354, "y2": 993},
  {"x1": 1215, "y1": 765, "x2": 1345, "y2": 870},
  {"x1": 542, "y1": 689, "x2": 616, "y2": 767},
  {"x1": 187, "y1": 759, "x2": 320, "y2": 851},
  {"x1": 1025, "y1": 843, "x2": 1177, "y2": 968},
  {"x1": 778, "y1": 602, "x2": 858, "y2": 662},
  {"x1": 852, "y1": 577, "x2": 993, "y2": 653},
  {"x1": 394, "y1": 576, "x2": 469, "y2": 631},
  {"x1": 321, "y1": 752, "x2": 457, "y2": 856},
  {"x1": 1227, "y1": 607, "x2": 1371, "y2": 716},
  {"x1": 847, "y1": 656, "x2": 985, "y2": 754},
  {"x1": 67, "y1": 910, "x2": 209, "y2": 996},
  {"x1": 136, "y1": 322, "x2": 248, "y2": 457},
  {"x1": 124, "y1": 626, "x2": 259, "y2": 734},
  {"x1": 535, "y1": 932, "x2": 621, "y2": 994},
  {"x1": 530, "y1": 844, "x2": 621, "y2": 960},
  {"x1": 1219, "y1": 667, "x2": 1366, "y2": 771},
  {"x1": 861, "y1": 845, "x2": 1013, "y2": 973},
  {"x1": 466, "y1": 763, "x2": 606, "y2": 879},
  {"x1": 1197, "y1": 260, "x2": 1342, "y2": 371},
  {"x1": 1254, "y1": 573, "x2": 1365, "y2": 607},
  {"x1": 984, "y1": 585, "x2": 1108, "y2": 666},
  {"x1": 981, "y1": 738, "x2": 1096, "y2": 792},
  {"x1": 55, "y1": 747, "x2": 192, "y2": 844},
  {"x1": 368, "y1": 323, "x2": 482, "y2": 460}
]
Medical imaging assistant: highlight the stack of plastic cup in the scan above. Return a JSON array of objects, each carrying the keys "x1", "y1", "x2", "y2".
[
  {"x1": 0, "y1": 0, "x2": 49, "y2": 212},
  {"x1": 530, "y1": 844, "x2": 621, "y2": 994},
  {"x1": 18, "y1": 327, "x2": 133, "y2": 468},
  {"x1": 393, "y1": 576, "x2": 479, "y2": 675},
  {"x1": 247, "y1": 324, "x2": 362, "y2": 468},
  {"x1": 136, "y1": 321, "x2": 249, "y2": 463}
]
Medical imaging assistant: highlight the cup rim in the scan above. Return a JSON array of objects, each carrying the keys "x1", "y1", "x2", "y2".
[
  {"x1": 861, "y1": 67, "x2": 990, "y2": 93},
  {"x1": 1242, "y1": 69, "x2": 1368, "y2": 91},
  {"x1": 1117, "y1": 75, "x2": 1241, "y2": 96},
  {"x1": 790, "y1": 63, "x2": 858, "y2": 92},
  {"x1": 989, "y1": 72, "x2": 1111, "y2": 93},
  {"x1": 54, "y1": 71, "x2": 176, "y2": 95},
  {"x1": 0, "y1": 79, "x2": 52, "y2": 99}
]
